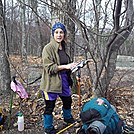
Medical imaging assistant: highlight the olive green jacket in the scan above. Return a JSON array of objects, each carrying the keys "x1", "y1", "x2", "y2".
[{"x1": 40, "y1": 39, "x2": 70, "y2": 93}]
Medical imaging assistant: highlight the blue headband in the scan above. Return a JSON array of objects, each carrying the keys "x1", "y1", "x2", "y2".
[{"x1": 52, "y1": 22, "x2": 66, "y2": 36}]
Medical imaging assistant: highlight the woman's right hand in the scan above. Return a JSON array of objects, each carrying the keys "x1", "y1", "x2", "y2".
[
  {"x1": 57, "y1": 62, "x2": 77, "y2": 71},
  {"x1": 65, "y1": 63, "x2": 77, "y2": 70}
]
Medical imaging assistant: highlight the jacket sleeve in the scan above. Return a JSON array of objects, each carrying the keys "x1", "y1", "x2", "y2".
[{"x1": 42, "y1": 46, "x2": 59, "y2": 75}]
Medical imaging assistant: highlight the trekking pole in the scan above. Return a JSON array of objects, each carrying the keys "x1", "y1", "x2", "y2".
[
  {"x1": 56, "y1": 122, "x2": 76, "y2": 134},
  {"x1": 77, "y1": 68, "x2": 81, "y2": 110},
  {"x1": 8, "y1": 76, "x2": 16, "y2": 130},
  {"x1": 8, "y1": 90, "x2": 13, "y2": 130},
  {"x1": 56, "y1": 119, "x2": 81, "y2": 134},
  {"x1": 71, "y1": 60, "x2": 90, "y2": 109}
]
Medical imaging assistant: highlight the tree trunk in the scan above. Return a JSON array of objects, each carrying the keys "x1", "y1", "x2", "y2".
[
  {"x1": 64, "y1": 0, "x2": 76, "y2": 61},
  {"x1": 31, "y1": 0, "x2": 43, "y2": 56},
  {"x1": 0, "y1": 0, "x2": 11, "y2": 94},
  {"x1": 20, "y1": 0, "x2": 27, "y2": 62},
  {"x1": 94, "y1": 0, "x2": 134, "y2": 97},
  {"x1": 51, "y1": 0, "x2": 76, "y2": 61}
]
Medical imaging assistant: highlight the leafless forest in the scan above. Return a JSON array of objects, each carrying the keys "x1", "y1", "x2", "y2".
[{"x1": 0, "y1": 0, "x2": 133, "y2": 133}]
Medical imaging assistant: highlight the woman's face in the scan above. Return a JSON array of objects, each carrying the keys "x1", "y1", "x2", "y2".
[{"x1": 53, "y1": 28, "x2": 64, "y2": 43}]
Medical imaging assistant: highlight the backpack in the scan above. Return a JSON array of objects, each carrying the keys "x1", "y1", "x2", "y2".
[{"x1": 80, "y1": 98, "x2": 123, "y2": 134}]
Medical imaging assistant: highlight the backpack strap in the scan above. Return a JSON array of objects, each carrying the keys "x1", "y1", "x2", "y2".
[
  {"x1": 102, "y1": 107, "x2": 123, "y2": 134},
  {"x1": 114, "y1": 119, "x2": 123, "y2": 134},
  {"x1": 102, "y1": 107, "x2": 124, "y2": 134},
  {"x1": 101, "y1": 107, "x2": 115, "y2": 126}
]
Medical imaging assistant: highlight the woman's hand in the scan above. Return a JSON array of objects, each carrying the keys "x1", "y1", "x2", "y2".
[
  {"x1": 65, "y1": 63, "x2": 77, "y2": 70},
  {"x1": 57, "y1": 62, "x2": 77, "y2": 71}
]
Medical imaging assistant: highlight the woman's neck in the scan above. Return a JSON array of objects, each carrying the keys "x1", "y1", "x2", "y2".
[
  {"x1": 58, "y1": 43, "x2": 62, "y2": 50},
  {"x1": 59, "y1": 43, "x2": 62, "y2": 50}
]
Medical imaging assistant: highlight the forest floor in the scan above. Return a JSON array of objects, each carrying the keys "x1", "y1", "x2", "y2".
[{"x1": 0, "y1": 55, "x2": 134, "y2": 134}]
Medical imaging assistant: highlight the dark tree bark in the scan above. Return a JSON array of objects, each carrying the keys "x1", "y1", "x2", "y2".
[
  {"x1": 63, "y1": 0, "x2": 76, "y2": 62},
  {"x1": 0, "y1": 0, "x2": 11, "y2": 94}
]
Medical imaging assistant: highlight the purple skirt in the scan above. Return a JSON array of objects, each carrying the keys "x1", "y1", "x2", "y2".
[{"x1": 44, "y1": 71, "x2": 71, "y2": 100}]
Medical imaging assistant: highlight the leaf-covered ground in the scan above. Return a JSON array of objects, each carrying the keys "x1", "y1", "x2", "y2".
[{"x1": 0, "y1": 55, "x2": 133, "y2": 133}]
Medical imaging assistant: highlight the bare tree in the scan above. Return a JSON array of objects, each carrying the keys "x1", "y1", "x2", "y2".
[
  {"x1": 0, "y1": 0, "x2": 11, "y2": 94},
  {"x1": 35, "y1": 0, "x2": 134, "y2": 97},
  {"x1": 30, "y1": 0, "x2": 44, "y2": 56},
  {"x1": 63, "y1": 0, "x2": 76, "y2": 61},
  {"x1": 73, "y1": 0, "x2": 134, "y2": 97},
  {"x1": 95, "y1": 0, "x2": 134, "y2": 97},
  {"x1": 1, "y1": 0, "x2": 133, "y2": 98},
  {"x1": 19, "y1": 0, "x2": 27, "y2": 62}
]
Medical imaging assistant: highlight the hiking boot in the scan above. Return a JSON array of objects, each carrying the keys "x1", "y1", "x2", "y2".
[
  {"x1": 64, "y1": 117, "x2": 75, "y2": 125},
  {"x1": 45, "y1": 127, "x2": 58, "y2": 134}
]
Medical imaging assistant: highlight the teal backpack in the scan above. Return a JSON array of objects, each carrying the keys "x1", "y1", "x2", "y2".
[{"x1": 80, "y1": 98, "x2": 123, "y2": 134}]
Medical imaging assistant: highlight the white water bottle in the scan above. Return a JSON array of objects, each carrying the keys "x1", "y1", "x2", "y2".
[{"x1": 18, "y1": 113, "x2": 24, "y2": 131}]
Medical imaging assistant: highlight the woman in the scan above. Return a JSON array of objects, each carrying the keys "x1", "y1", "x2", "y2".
[{"x1": 40, "y1": 22, "x2": 76, "y2": 134}]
